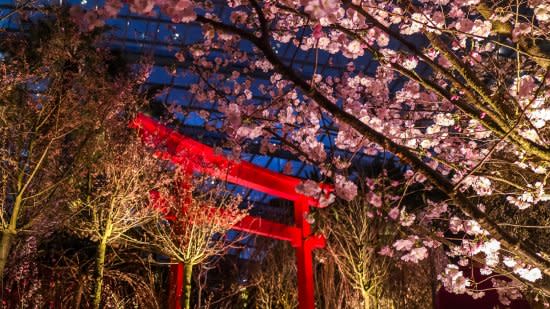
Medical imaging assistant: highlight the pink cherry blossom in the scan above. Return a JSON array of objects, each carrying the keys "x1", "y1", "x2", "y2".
[
  {"x1": 295, "y1": 179, "x2": 322, "y2": 197},
  {"x1": 439, "y1": 264, "x2": 470, "y2": 294},
  {"x1": 366, "y1": 191, "x2": 382, "y2": 208},
  {"x1": 393, "y1": 238, "x2": 414, "y2": 251},
  {"x1": 334, "y1": 175, "x2": 358, "y2": 201},
  {"x1": 378, "y1": 245, "x2": 394, "y2": 257},
  {"x1": 491, "y1": 279, "x2": 523, "y2": 306},
  {"x1": 515, "y1": 267, "x2": 542, "y2": 282},
  {"x1": 401, "y1": 247, "x2": 428, "y2": 263},
  {"x1": 449, "y1": 216, "x2": 463, "y2": 234},
  {"x1": 388, "y1": 207, "x2": 400, "y2": 220},
  {"x1": 512, "y1": 23, "x2": 532, "y2": 42},
  {"x1": 128, "y1": 0, "x2": 155, "y2": 14},
  {"x1": 464, "y1": 220, "x2": 483, "y2": 236}
]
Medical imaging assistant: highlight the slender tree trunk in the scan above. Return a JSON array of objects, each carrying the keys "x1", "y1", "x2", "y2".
[
  {"x1": 0, "y1": 230, "x2": 14, "y2": 279},
  {"x1": 93, "y1": 234, "x2": 108, "y2": 309},
  {"x1": 74, "y1": 278, "x2": 84, "y2": 309},
  {"x1": 183, "y1": 263, "x2": 193, "y2": 309},
  {"x1": 361, "y1": 290, "x2": 370, "y2": 309},
  {"x1": 0, "y1": 194, "x2": 22, "y2": 279}
]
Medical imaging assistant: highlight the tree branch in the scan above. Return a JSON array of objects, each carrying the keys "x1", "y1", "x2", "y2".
[{"x1": 196, "y1": 14, "x2": 550, "y2": 278}]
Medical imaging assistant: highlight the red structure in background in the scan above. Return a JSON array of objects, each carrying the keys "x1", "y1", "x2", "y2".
[{"x1": 132, "y1": 114, "x2": 332, "y2": 309}]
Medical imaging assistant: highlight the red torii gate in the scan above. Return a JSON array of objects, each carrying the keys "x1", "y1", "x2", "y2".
[{"x1": 131, "y1": 113, "x2": 332, "y2": 309}]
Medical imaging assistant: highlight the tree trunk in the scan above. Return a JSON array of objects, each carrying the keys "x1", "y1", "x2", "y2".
[
  {"x1": 183, "y1": 263, "x2": 193, "y2": 309},
  {"x1": 0, "y1": 194, "x2": 22, "y2": 279},
  {"x1": 74, "y1": 278, "x2": 84, "y2": 309},
  {"x1": 361, "y1": 290, "x2": 370, "y2": 309},
  {"x1": 0, "y1": 230, "x2": 14, "y2": 279},
  {"x1": 93, "y1": 236, "x2": 108, "y2": 309}
]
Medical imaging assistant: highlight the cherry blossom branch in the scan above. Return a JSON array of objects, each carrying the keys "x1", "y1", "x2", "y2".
[
  {"x1": 275, "y1": 2, "x2": 538, "y2": 155},
  {"x1": 330, "y1": 23, "x2": 549, "y2": 164},
  {"x1": 346, "y1": 1, "x2": 547, "y2": 63},
  {"x1": 340, "y1": 1, "x2": 508, "y2": 122},
  {"x1": 454, "y1": 70, "x2": 550, "y2": 190},
  {"x1": 476, "y1": 2, "x2": 550, "y2": 67},
  {"x1": 342, "y1": 1, "x2": 550, "y2": 162},
  {"x1": 249, "y1": 0, "x2": 269, "y2": 41},
  {"x1": 408, "y1": 222, "x2": 550, "y2": 296},
  {"x1": 425, "y1": 32, "x2": 507, "y2": 120},
  {"x1": 375, "y1": 197, "x2": 550, "y2": 296},
  {"x1": 195, "y1": 15, "x2": 260, "y2": 45},
  {"x1": 499, "y1": 223, "x2": 550, "y2": 229},
  {"x1": 263, "y1": 127, "x2": 322, "y2": 166},
  {"x1": 194, "y1": 14, "x2": 550, "y2": 279}
]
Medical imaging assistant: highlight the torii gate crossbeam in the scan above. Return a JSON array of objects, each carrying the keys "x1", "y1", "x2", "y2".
[{"x1": 132, "y1": 114, "x2": 332, "y2": 309}]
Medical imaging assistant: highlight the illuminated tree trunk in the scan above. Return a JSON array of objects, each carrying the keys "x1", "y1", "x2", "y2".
[
  {"x1": 0, "y1": 194, "x2": 22, "y2": 279},
  {"x1": 93, "y1": 226, "x2": 110, "y2": 309},
  {"x1": 0, "y1": 230, "x2": 14, "y2": 279},
  {"x1": 183, "y1": 263, "x2": 193, "y2": 309},
  {"x1": 361, "y1": 289, "x2": 370, "y2": 309},
  {"x1": 75, "y1": 279, "x2": 84, "y2": 309}
]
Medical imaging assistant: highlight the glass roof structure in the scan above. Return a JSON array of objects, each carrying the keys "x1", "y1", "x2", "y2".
[{"x1": 0, "y1": 0, "x2": 414, "y2": 230}]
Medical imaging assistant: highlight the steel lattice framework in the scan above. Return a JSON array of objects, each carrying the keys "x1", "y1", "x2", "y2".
[{"x1": 0, "y1": 0, "x2": 413, "y2": 207}]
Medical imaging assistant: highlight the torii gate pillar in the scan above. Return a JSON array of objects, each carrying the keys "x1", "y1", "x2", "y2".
[
  {"x1": 294, "y1": 197, "x2": 315, "y2": 309},
  {"x1": 166, "y1": 198, "x2": 323, "y2": 309},
  {"x1": 168, "y1": 263, "x2": 184, "y2": 309}
]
